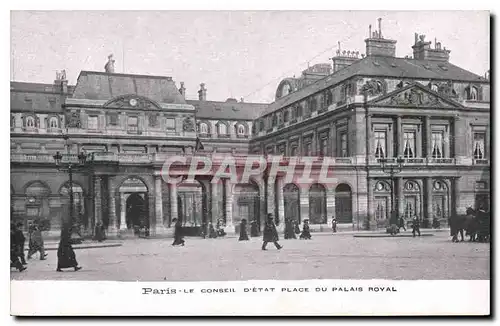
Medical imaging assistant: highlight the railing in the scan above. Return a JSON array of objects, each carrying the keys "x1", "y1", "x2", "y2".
[
  {"x1": 473, "y1": 158, "x2": 490, "y2": 165},
  {"x1": 427, "y1": 158, "x2": 455, "y2": 164}
]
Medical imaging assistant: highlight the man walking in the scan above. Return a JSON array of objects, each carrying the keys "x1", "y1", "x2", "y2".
[
  {"x1": 331, "y1": 216, "x2": 337, "y2": 233},
  {"x1": 11, "y1": 223, "x2": 27, "y2": 272},
  {"x1": 172, "y1": 218, "x2": 185, "y2": 246},
  {"x1": 412, "y1": 216, "x2": 421, "y2": 237},
  {"x1": 262, "y1": 214, "x2": 282, "y2": 251},
  {"x1": 27, "y1": 221, "x2": 47, "y2": 260},
  {"x1": 14, "y1": 222, "x2": 27, "y2": 265}
]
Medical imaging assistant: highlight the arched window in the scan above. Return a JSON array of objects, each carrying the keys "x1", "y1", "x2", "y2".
[
  {"x1": 432, "y1": 180, "x2": 449, "y2": 221},
  {"x1": 471, "y1": 86, "x2": 478, "y2": 100},
  {"x1": 258, "y1": 119, "x2": 264, "y2": 131},
  {"x1": 283, "y1": 109, "x2": 289, "y2": 123},
  {"x1": 218, "y1": 122, "x2": 227, "y2": 135},
  {"x1": 49, "y1": 116, "x2": 58, "y2": 129},
  {"x1": 326, "y1": 90, "x2": 333, "y2": 106},
  {"x1": 199, "y1": 122, "x2": 208, "y2": 134},
  {"x1": 309, "y1": 184, "x2": 327, "y2": 224},
  {"x1": 26, "y1": 116, "x2": 35, "y2": 128},
  {"x1": 236, "y1": 124, "x2": 246, "y2": 136}
]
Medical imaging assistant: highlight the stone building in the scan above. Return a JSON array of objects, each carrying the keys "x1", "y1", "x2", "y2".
[{"x1": 10, "y1": 21, "x2": 490, "y2": 236}]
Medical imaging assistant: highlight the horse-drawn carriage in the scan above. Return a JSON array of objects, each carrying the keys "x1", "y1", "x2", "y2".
[{"x1": 450, "y1": 207, "x2": 490, "y2": 243}]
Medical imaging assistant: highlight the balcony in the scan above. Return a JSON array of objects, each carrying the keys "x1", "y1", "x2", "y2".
[
  {"x1": 427, "y1": 158, "x2": 455, "y2": 165},
  {"x1": 473, "y1": 158, "x2": 490, "y2": 165}
]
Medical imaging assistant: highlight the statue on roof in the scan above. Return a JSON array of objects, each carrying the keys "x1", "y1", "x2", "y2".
[
  {"x1": 105, "y1": 54, "x2": 115, "y2": 73},
  {"x1": 61, "y1": 69, "x2": 67, "y2": 80}
]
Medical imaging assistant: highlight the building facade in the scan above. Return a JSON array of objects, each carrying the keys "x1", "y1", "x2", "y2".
[{"x1": 11, "y1": 23, "x2": 490, "y2": 236}]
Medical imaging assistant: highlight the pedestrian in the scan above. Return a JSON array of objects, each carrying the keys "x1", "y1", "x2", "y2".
[
  {"x1": 412, "y1": 216, "x2": 421, "y2": 237},
  {"x1": 27, "y1": 221, "x2": 47, "y2": 260},
  {"x1": 262, "y1": 214, "x2": 282, "y2": 251},
  {"x1": 208, "y1": 222, "x2": 217, "y2": 238},
  {"x1": 239, "y1": 219, "x2": 249, "y2": 241},
  {"x1": 294, "y1": 220, "x2": 301, "y2": 235},
  {"x1": 299, "y1": 219, "x2": 312, "y2": 240},
  {"x1": 284, "y1": 218, "x2": 296, "y2": 239},
  {"x1": 172, "y1": 218, "x2": 185, "y2": 246},
  {"x1": 11, "y1": 224, "x2": 27, "y2": 272},
  {"x1": 94, "y1": 221, "x2": 106, "y2": 242},
  {"x1": 250, "y1": 220, "x2": 260, "y2": 237},
  {"x1": 331, "y1": 216, "x2": 337, "y2": 233},
  {"x1": 14, "y1": 222, "x2": 27, "y2": 265},
  {"x1": 399, "y1": 216, "x2": 406, "y2": 232},
  {"x1": 200, "y1": 221, "x2": 207, "y2": 239},
  {"x1": 57, "y1": 229, "x2": 82, "y2": 272}
]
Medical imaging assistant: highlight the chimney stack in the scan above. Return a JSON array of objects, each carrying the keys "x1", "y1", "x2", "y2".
[
  {"x1": 364, "y1": 18, "x2": 397, "y2": 57},
  {"x1": 198, "y1": 83, "x2": 207, "y2": 101},
  {"x1": 412, "y1": 33, "x2": 450, "y2": 62},
  {"x1": 179, "y1": 82, "x2": 186, "y2": 99}
]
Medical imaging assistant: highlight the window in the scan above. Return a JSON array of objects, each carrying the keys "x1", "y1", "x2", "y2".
[
  {"x1": 319, "y1": 137, "x2": 328, "y2": 156},
  {"x1": 166, "y1": 118, "x2": 176, "y2": 131},
  {"x1": 278, "y1": 145, "x2": 286, "y2": 155},
  {"x1": 375, "y1": 196, "x2": 388, "y2": 220},
  {"x1": 291, "y1": 146, "x2": 298, "y2": 156},
  {"x1": 49, "y1": 117, "x2": 58, "y2": 129},
  {"x1": 127, "y1": 116, "x2": 138, "y2": 132},
  {"x1": 199, "y1": 123, "x2": 208, "y2": 134},
  {"x1": 294, "y1": 104, "x2": 302, "y2": 118},
  {"x1": 236, "y1": 124, "x2": 245, "y2": 136},
  {"x1": 374, "y1": 131, "x2": 387, "y2": 158},
  {"x1": 431, "y1": 132, "x2": 444, "y2": 158},
  {"x1": 283, "y1": 110, "x2": 289, "y2": 123},
  {"x1": 473, "y1": 132, "x2": 486, "y2": 159},
  {"x1": 88, "y1": 116, "x2": 98, "y2": 130},
  {"x1": 403, "y1": 132, "x2": 416, "y2": 158},
  {"x1": 308, "y1": 97, "x2": 317, "y2": 112},
  {"x1": 218, "y1": 122, "x2": 227, "y2": 135},
  {"x1": 340, "y1": 132, "x2": 348, "y2": 157},
  {"x1": 26, "y1": 116, "x2": 35, "y2": 128},
  {"x1": 326, "y1": 90, "x2": 333, "y2": 106},
  {"x1": 271, "y1": 115, "x2": 277, "y2": 127},
  {"x1": 470, "y1": 87, "x2": 478, "y2": 100},
  {"x1": 304, "y1": 141, "x2": 312, "y2": 156}
]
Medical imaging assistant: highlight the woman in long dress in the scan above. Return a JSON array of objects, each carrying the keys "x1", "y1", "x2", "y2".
[
  {"x1": 57, "y1": 228, "x2": 82, "y2": 272},
  {"x1": 172, "y1": 218, "x2": 185, "y2": 246},
  {"x1": 299, "y1": 219, "x2": 312, "y2": 240},
  {"x1": 238, "y1": 219, "x2": 249, "y2": 241}
]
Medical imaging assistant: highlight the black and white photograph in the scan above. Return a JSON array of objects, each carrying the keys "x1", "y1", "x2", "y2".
[{"x1": 9, "y1": 9, "x2": 491, "y2": 316}]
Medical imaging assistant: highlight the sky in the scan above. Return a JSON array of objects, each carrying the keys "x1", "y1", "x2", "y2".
[{"x1": 10, "y1": 11, "x2": 489, "y2": 103}]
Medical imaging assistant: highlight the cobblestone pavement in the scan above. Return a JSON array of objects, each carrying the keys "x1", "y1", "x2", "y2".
[{"x1": 10, "y1": 232, "x2": 490, "y2": 281}]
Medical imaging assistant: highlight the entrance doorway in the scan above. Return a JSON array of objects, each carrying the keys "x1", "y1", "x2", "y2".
[{"x1": 126, "y1": 192, "x2": 149, "y2": 233}]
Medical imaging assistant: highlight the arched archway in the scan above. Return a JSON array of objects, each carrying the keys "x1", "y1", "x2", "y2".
[
  {"x1": 309, "y1": 183, "x2": 327, "y2": 224},
  {"x1": 284, "y1": 183, "x2": 300, "y2": 223},
  {"x1": 59, "y1": 182, "x2": 87, "y2": 228},
  {"x1": 432, "y1": 179, "x2": 449, "y2": 221},
  {"x1": 24, "y1": 181, "x2": 51, "y2": 221},
  {"x1": 374, "y1": 180, "x2": 392, "y2": 222},
  {"x1": 335, "y1": 183, "x2": 352, "y2": 223},
  {"x1": 117, "y1": 177, "x2": 149, "y2": 235},
  {"x1": 177, "y1": 179, "x2": 206, "y2": 227},
  {"x1": 233, "y1": 182, "x2": 260, "y2": 224},
  {"x1": 403, "y1": 180, "x2": 421, "y2": 219}
]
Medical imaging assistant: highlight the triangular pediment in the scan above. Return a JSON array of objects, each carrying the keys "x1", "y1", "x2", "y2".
[
  {"x1": 369, "y1": 83, "x2": 462, "y2": 109},
  {"x1": 103, "y1": 94, "x2": 161, "y2": 110}
]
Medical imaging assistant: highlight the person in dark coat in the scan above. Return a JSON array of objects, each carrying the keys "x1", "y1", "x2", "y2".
[
  {"x1": 14, "y1": 222, "x2": 27, "y2": 265},
  {"x1": 201, "y1": 221, "x2": 207, "y2": 239},
  {"x1": 299, "y1": 219, "x2": 312, "y2": 240},
  {"x1": 216, "y1": 219, "x2": 226, "y2": 237},
  {"x1": 27, "y1": 221, "x2": 47, "y2": 260},
  {"x1": 239, "y1": 219, "x2": 249, "y2": 241},
  {"x1": 250, "y1": 220, "x2": 260, "y2": 237},
  {"x1": 262, "y1": 214, "x2": 282, "y2": 250},
  {"x1": 94, "y1": 221, "x2": 106, "y2": 242},
  {"x1": 412, "y1": 216, "x2": 421, "y2": 237},
  {"x1": 294, "y1": 220, "x2": 301, "y2": 234},
  {"x1": 208, "y1": 222, "x2": 218, "y2": 238},
  {"x1": 284, "y1": 218, "x2": 296, "y2": 239},
  {"x1": 331, "y1": 217, "x2": 337, "y2": 233},
  {"x1": 11, "y1": 224, "x2": 27, "y2": 272},
  {"x1": 57, "y1": 228, "x2": 82, "y2": 272},
  {"x1": 172, "y1": 218, "x2": 185, "y2": 246},
  {"x1": 399, "y1": 217, "x2": 406, "y2": 232}
]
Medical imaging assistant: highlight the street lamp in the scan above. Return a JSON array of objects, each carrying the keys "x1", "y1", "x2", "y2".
[
  {"x1": 379, "y1": 157, "x2": 404, "y2": 225},
  {"x1": 53, "y1": 133, "x2": 90, "y2": 244}
]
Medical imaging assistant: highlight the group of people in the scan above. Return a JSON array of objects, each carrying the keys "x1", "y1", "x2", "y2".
[{"x1": 10, "y1": 220, "x2": 82, "y2": 273}]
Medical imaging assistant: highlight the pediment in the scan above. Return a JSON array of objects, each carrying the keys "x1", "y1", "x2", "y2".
[
  {"x1": 103, "y1": 94, "x2": 161, "y2": 110},
  {"x1": 369, "y1": 83, "x2": 462, "y2": 109}
]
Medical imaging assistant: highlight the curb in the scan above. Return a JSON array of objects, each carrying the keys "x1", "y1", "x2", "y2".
[
  {"x1": 353, "y1": 234, "x2": 435, "y2": 238},
  {"x1": 25, "y1": 243, "x2": 123, "y2": 251}
]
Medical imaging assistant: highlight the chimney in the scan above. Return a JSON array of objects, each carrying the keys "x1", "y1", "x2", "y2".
[
  {"x1": 364, "y1": 18, "x2": 397, "y2": 57},
  {"x1": 54, "y1": 70, "x2": 68, "y2": 94},
  {"x1": 331, "y1": 42, "x2": 362, "y2": 73},
  {"x1": 179, "y1": 82, "x2": 186, "y2": 99},
  {"x1": 412, "y1": 33, "x2": 450, "y2": 62},
  {"x1": 198, "y1": 83, "x2": 207, "y2": 101}
]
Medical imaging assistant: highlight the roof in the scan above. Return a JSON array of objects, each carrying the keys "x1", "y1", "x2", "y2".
[
  {"x1": 261, "y1": 56, "x2": 488, "y2": 115},
  {"x1": 187, "y1": 99, "x2": 268, "y2": 120},
  {"x1": 10, "y1": 82, "x2": 69, "y2": 113},
  {"x1": 71, "y1": 71, "x2": 186, "y2": 104}
]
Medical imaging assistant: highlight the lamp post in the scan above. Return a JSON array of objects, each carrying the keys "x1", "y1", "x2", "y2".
[
  {"x1": 53, "y1": 133, "x2": 90, "y2": 244},
  {"x1": 379, "y1": 157, "x2": 404, "y2": 225}
]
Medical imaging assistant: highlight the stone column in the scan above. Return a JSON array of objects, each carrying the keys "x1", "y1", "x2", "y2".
[
  {"x1": 119, "y1": 193, "x2": 127, "y2": 230},
  {"x1": 396, "y1": 116, "x2": 403, "y2": 157},
  {"x1": 276, "y1": 177, "x2": 285, "y2": 224},
  {"x1": 299, "y1": 186, "x2": 309, "y2": 223},
  {"x1": 108, "y1": 176, "x2": 117, "y2": 234},
  {"x1": 169, "y1": 183, "x2": 178, "y2": 224},
  {"x1": 367, "y1": 178, "x2": 374, "y2": 229},
  {"x1": 425, "y1": 177, "x2": 433, "y2": 225},
  {"x1": 266, "y1": 177, "x2": 275, "y2": 215},
  {"x1": 94, "y1": 176, "x2": 102, "y2": 224},
  {"x1": 366, "y1": 114, "x2": 372, "y2": 161},
  {"x1": 155, "y1": 175, "x2": 165, "y2": 234},
  {"x1": 452, "y1": 177, "x2": 461, "y2": 216},
  {"x1": 224, "y1": 179, "x2": 234, "y2": 230},
  {"x1": 210, "y1": 181, "x2": 220, "y2": 223},
  {"x1": 425, "y1": 116, "x2": 432, "y2": 158},
  {"x1": 326, "y1": 186, "x2": 335, "y2": 221},
  {"x1": 397, "y1": 177, "x2": 404, "y2": 219}
]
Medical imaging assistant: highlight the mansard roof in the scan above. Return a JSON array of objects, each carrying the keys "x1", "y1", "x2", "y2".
[
  {"x1": 261, "y1": 56, "x2": 488, "y2": 116},
  {"x1": 71, "y1": 71, "x2": 187, "y2": 104},
  {"x1": 10, "y1": 82, "x2": 71, "y2": 113},
  {"x1": 187, "y1": 99, "x2": 268, "y2": 120}
]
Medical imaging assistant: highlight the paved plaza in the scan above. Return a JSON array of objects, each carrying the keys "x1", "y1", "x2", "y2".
[{"x1": 11, "y1": 232, "x2": 490, "y2": 281}]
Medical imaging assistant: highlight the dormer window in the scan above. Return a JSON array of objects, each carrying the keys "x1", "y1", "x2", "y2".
[
  {"x1": 326, "y1": 90, "x2": 333, "y2": 106},
  {"x1": 49, "y1": 116, "x2": 58, "y2": 129},
  {"x1": 283, "y1": 110, "x2": 289, "y2": 123},
  {"x1": 236, "y1": 124, "x2": 246, "y2": 136},
  {"x1": 466, "y1": 86, "x2": 479, "y2": 100},
  {"x1": 217, "y1": 122, "x2": 228, "y2": 135},
  {"x1": 25, "y1": 116, "x2": 35, "y2": 128},
  {"x1": 199, "y1": 122, "x2": 209, "y2": 134}
]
